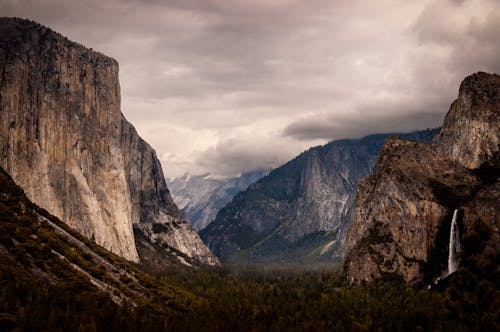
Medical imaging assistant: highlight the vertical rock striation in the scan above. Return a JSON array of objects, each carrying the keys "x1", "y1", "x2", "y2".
[
  {"x1": 0, "y1": 17, "x2": 217, "y2": 265},
  {"x1": 343, "y1": 72, "x2": 499, "y2": 284}
]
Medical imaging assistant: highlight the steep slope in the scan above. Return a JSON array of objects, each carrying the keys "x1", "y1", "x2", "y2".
[
  {"x1": 343, "y1": 72, "x2": 499, "y2": 285},
  {"x1": 0, "y1": 17, "x2": 217, "y2": 265},
  {"x1": 168, "y1": 170, "x2": 267, "y2": 231},
  {"x1": 0, "y1": 166, "x2": 200, "y2": 320},
  {"x1": 201, "y1": 129, "x2": 438, "y2": 263}
]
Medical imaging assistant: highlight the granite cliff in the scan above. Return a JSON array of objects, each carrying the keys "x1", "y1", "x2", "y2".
[
  {"x1": 201, "y1": 129, "x2": 438, "y2": 263},
  {"x1": 0, "y1": 18, "x2": 217, "y2": 265},
  {"x1": 343, "y1": 72, "x2": 499, "y2": 285}
]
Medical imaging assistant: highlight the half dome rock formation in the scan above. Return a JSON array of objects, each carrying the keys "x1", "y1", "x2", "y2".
[
  {"x1": 343, "y1": 72, "x2": 499, "y2": 285},
  {"x1": 168, "y1": 170, "x2": 267, "y2": 231},
  {"x1": 0, "y1": 17, "x2": 218, "y2": 265}
]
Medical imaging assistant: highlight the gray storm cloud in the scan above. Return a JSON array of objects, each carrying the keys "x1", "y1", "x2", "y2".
[{"x1": 1, "y1": 0, "x2": 499, "y2": 177}]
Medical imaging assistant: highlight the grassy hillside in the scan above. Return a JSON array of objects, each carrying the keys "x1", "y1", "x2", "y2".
[{"x1": 0, "y1": 167, "x2": 201, "y2": 330}]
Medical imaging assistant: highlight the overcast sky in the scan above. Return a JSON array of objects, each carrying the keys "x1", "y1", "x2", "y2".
[{"x1": 2, "y1": 0, "x2": 499, "y2": 178}]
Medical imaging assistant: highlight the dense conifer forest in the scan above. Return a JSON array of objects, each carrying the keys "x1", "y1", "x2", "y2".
[{"x1": 1, "y1": 254, "x2": 498, "y2": 331}]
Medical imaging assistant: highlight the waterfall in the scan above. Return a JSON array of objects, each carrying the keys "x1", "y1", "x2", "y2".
[{"x1": 447, "y1": 209, "x2": 461, "y2": 275}]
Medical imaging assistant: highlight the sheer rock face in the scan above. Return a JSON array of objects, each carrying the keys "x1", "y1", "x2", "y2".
[
  {"x1": 0, "y1": 18, "x2": 217, "y2": 265},
  {"x1": 201, "y1": 130, "x2": 438, "y2": 263},
  {"x1": 343, "y1": 139, "x2": 479, "y2": 284},
  {"x1": 343, "y1": 72, "x2": 500, "y2": 285}
]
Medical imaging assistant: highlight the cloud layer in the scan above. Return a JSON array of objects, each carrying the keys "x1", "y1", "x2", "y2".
[{"x1": 2, "y1": 0, "x2": 499, "y2": 177}]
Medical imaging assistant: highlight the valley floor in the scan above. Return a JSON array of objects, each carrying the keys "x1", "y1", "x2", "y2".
[{"x1": 2, "y1": 261, "x2": 497, "y2": 331}]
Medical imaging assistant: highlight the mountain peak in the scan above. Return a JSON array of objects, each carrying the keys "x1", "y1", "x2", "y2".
[
  {"x1": 459, "y1": 71, "x2": 500, "y2": 99},
  {"x1": 433, "y1": 72, "x2": 500, "y2": 170}
]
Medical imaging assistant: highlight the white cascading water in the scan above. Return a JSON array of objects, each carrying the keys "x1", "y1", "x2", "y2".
[{"x1": 447, "y1": 209, "x2": 461, "y2": 275}]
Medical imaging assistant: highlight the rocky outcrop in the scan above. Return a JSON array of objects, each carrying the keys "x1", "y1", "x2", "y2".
[
  {"x1": 0, "y1": 17, "x2": 217, "y2": 265},
  {"x1": 200, "y1": 129, "x2": 438, "y2": 263},
  {"x1": 434, "y1": 72, "x2": 500, "y2": 169},
  {"x1": 343, "y1": 72, "x2": 499, "y2": 285},
  {"x1": 168, "y1": 171, "x2": 267, "y2": 231}
]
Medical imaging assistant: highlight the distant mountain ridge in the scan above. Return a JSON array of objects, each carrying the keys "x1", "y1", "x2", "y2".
[
  {"x1": 168, "y1": 170, "x2": 267, "y2": 231},
  {"x1": 201, "y1": 128, "x2": 439, "y2": 263}
]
